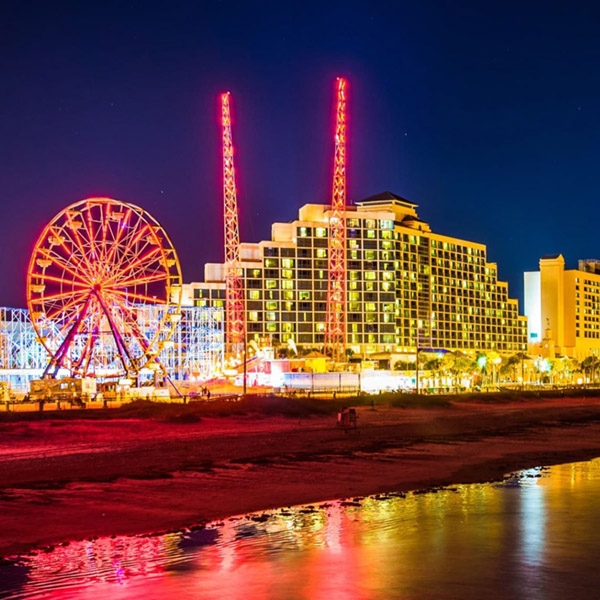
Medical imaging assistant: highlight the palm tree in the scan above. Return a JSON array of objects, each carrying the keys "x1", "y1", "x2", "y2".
[
  {"x1": 443, "y1": 352, "x2": 476, "y2": 391},
  {"x1": 500, "y1": 354, "x2": 520, "y2": 383},
  {"x1": 581, "y1": 356, "x2": 600, "y2": 385},
  {"x1": 566, "y1": 357, "x2": 581, "y2": 385}
]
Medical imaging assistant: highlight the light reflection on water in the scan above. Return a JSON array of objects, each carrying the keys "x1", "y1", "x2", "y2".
[{"x1": 2, "y1": 459, "x2": 600, "y2": 599}]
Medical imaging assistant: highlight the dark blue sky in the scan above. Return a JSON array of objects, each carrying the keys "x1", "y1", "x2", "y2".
[{"x1": 1, "y1": 1, "x2": 599, "y2": 308}]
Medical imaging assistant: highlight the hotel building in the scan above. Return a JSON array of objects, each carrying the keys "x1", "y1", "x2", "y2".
[
  {"x1": 181, "y1": 192, "x2": 527, "y2": 357},
  {"x1": 525, "y1": 255, "x2": 600, "y2": 359}
]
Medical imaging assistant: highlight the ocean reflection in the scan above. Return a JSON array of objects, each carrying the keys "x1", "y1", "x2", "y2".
[{"x1": 3, "y1": 459, "x2": 600, "y2": 599}]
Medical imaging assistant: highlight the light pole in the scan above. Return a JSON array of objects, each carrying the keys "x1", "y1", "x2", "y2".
[{"x1": 243, "y1": 338, "x2": 247, "y2": 396}]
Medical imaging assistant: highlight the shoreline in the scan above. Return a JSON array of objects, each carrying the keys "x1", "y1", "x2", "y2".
[{"x1": 3, "y1": 396, "x2": 600, "y2": 558}]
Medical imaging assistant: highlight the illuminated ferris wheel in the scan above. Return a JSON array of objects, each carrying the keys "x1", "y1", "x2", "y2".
[{"x1": 27, "y1": 198, "x2": 182, "y2": 378}]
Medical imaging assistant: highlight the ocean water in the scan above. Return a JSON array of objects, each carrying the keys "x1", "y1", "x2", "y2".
[{"x1": 2, "y1": 459, "x2": 600, "y2": 599}]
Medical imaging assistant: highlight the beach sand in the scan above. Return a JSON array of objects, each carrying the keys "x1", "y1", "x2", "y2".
[{"x1": 2, "y1": 395, "x2": 600, "y2": 557}]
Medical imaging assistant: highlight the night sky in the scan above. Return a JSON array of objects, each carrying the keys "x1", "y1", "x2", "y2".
[{"x1": 2, "y1": 1, "x2": 599, "y2": 308}]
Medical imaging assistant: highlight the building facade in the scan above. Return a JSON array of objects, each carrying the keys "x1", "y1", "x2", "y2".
[
  {"x1": 182, "y1": 192, "x2": 527, "y2": 357},
  {"x1": 525, "y1": 255, "x2": 600, "y2": 359}
]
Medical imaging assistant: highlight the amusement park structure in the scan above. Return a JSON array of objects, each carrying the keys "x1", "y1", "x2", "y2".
[
  {"x1": 324, "y1": 77, "x2": 348, "y2": 362},
  {"x1": 221, "y1": 92, "x2": 246, "y2": 359},
  {"x1": 4, "y1": 78, "x2": 360, "y2": 397},
  {"x1": 0, "y1": 305, "x2": 223, "y2": 391},
  {"x1": 26, "y1": 198, "x2": 183, "y2": 380}
]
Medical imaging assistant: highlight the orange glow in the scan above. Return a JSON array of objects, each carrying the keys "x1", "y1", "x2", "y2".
[
  {"x1": 221, "y1": 91, "x2": 246, "y2": 356},
  {"x1": 325, "y1": 77, "x2": 348, "y2": 361}
]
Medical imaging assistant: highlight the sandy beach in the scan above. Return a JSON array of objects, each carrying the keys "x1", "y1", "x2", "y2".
[{"x1": 2, "y1": 394, "x2": 600, "y2": 558}]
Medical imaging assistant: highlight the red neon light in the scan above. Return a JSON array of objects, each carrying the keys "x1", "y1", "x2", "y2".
[
  {"x1": 324, "y1": 77, "x2": 348, "y2": 362},
  {"x1": 221, "y1": 91, "x2": 246, "y2": 356}
]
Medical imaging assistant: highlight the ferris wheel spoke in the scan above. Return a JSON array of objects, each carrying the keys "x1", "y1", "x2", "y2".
[
  {"x1": 54, "y1": 307, "x2": 86, "y2": 341},
  {"x1": 44, "y1": 292, "x2": 89, "y2": 321},
  {"x1": 31, "y1": 272, "x2": 91, "y2": 288},
  {"x1": 84, "y1": 203, "x2": 101, "y2": 267},
  {"x1": 103, "y1": 208, "x2": 133, "y2": 268},
  {"x1": 108, "y1": 272, "x2": 168, "y2": 290},
  {"x1": 58, "y1": 218, "x2": 96, "y2": 277},
  {"x1": 99, "y1": 202, "x2": 112, "y2": 264},
  {"x1": 44, "y1": 294, "x2": 93, "y2": 375},
  {"x1": 103, "y1": 246, "x2": 163, "y2": 286},
  {"x1": 32, "y1": 288, "x2": 88, "y2": 305},
  {"x1": 94, "y1": 291, "x2": 137, "y2": 373},
  {"x1": 37, "y1": 248, "x2": 92, "y2": 285},
  {"x1": 107, "y1": 288, "x2": 164, "y2": 305},
  {"x1": 111, "y1": 256, "x2": 164, "y2": 288},
  {"x1": 109, "y1": 294, "x2": 154, "y2": 356},
  {"x1": 109, "y1": 230, "x2": 156, "y2": 280},
  {"x1": 72, "y1": 307, "x2": 100, "y2": 373},
  {"x1": 120, "y1": 223, "x2": 151, "y2": 256},
  {"x1": 46, "y1": 225, "x2": 93, "y2": 278}
]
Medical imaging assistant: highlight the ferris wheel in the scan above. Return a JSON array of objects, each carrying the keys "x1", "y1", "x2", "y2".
[{"x1": 27, "y1": 198, "x2": 182, "y2": 378}]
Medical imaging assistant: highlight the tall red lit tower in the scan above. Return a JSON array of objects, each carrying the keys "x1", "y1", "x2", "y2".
[
  {"x1": 324, "y1": 77, "x2": 348, "y2": 362},
  {"x1": 220, "y1": 92, "x2": 246, "y2": 357}
]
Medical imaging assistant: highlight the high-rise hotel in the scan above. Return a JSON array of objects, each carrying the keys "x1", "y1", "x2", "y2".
[
  {"x1": 180, "y1": 192, "x2": 527, "y2": 357},
  {"x1": 525, "y1": 255, "x2": 600, "y2": 360}
]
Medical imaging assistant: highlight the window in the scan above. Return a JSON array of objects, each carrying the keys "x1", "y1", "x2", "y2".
[
  {"x1": 297, "y1": 227, "x2": 310, "y2": 237},
  {"x1": 266, "y1": 280, "x2": 277, "y2": 289},
  {"x1": 248, "y1": 290, "x2": 261, "y2": 300},
  {"x1": 315, "y1": 227, "x2": 327, "y2": 238},
  {"x1": 248, "y1": 311, "x2": 259, "y2": 322},
  {"x1": 380, "y1": 219, "x2": 394, "y2": 229}
]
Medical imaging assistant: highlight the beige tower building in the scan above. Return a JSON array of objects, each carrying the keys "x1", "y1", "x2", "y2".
[
  {"x1": 525, "y1": 255, "x2": 600, "y2": 359},
  {"x1": 180, "y1": 192, "x2": 527, "y2": 357}
]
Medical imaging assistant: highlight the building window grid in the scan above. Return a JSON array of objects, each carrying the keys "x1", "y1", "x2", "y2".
[{"x1": 190, "y1": 213, "x2": 525, "y2": 350}]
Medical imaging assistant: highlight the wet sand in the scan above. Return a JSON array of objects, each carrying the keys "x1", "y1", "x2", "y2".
[{"x1": 2, "y1": 395, "x2": 600, "y2": 557}]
